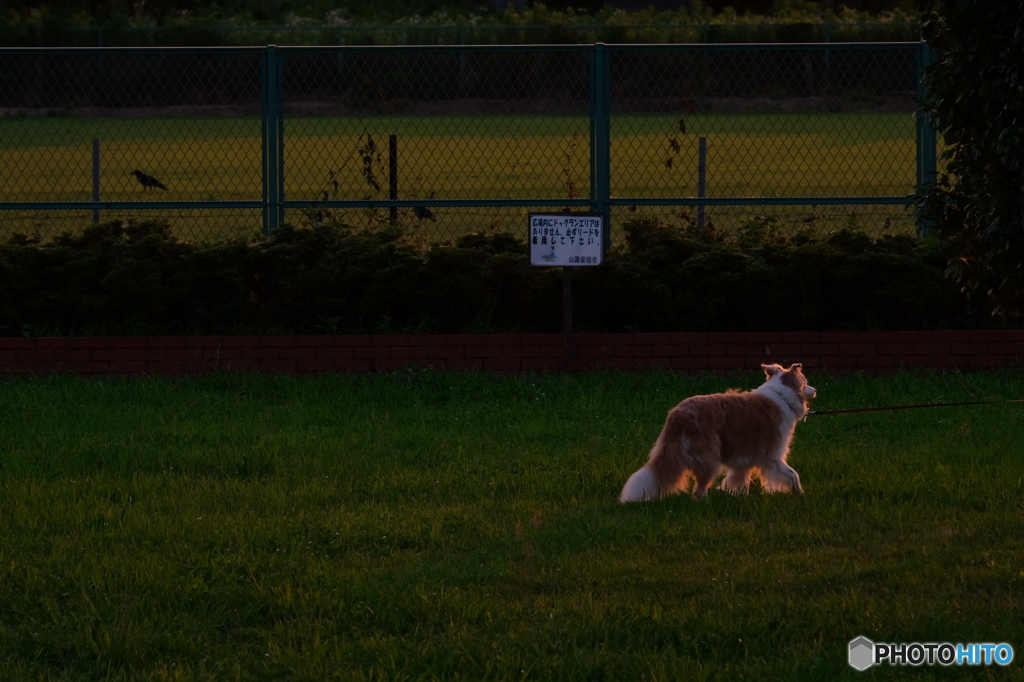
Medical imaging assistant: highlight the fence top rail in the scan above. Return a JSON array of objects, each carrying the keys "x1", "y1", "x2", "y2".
[{"x1": 0, "y1": 41, "x2": 925, "y2": 56}]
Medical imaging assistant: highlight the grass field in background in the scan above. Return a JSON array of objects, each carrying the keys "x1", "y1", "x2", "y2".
[
  {"x1": 0, "y1": 112, "x2": 918, "y2": 242},
  {"x1": 2, "y1": 368, "x2": 1022, "y2": 679}
]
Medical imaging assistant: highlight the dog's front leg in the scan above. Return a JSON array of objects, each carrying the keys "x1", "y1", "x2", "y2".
[
  {"x1": 760, "y1": 460, "x2": 803, "y2": 494},
  {"x1": 719, "y1": 467, "x2": 753, "y2": 495}
]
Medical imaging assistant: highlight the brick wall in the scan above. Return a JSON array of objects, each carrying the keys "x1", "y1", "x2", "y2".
[{"x1": 1, "y1": 331, "x2": 1022, "y2": 375}]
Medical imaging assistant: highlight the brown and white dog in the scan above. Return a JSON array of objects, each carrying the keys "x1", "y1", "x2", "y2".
[{"x1": 620, "y1": 363, "x2": 816, "y2": 502}]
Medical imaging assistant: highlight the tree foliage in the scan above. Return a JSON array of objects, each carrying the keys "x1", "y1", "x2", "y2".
[{"x1": 917, "y1": 0, "x2": 1024, "y2": 319}]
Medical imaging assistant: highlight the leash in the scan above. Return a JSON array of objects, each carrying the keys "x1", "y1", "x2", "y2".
[{"x1": 807, "y1": 398, "x2": 1024, "y2": 417}]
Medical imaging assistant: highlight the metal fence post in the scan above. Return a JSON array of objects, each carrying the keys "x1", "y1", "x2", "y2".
[
  {"x1": 590, "y1": 43, "x2": 611, "y2": 235},
  {"x1": 262, "y1": 45, "x2": 283, "y2": 235},
  {"x1": 92, "y1": 139, "x2": 101, "y2": 224},
  {"x1": 915, "y1": 40, "x2": 938, "y2": 238}
]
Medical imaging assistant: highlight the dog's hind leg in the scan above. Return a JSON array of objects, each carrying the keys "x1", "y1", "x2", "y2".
[
  {"x1": 758, "y1": 459, "x2": 803, "y2": 494},
  {"x1": 719, "y1": 467, "x2": 753, "y2": 495},
  {"x1": 689, "y1": 460, "x2": 719, "y2": 499}
]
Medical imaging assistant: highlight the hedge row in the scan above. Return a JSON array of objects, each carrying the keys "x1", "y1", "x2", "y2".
[{"x1": 0, "y1": 218, "x2": 985, "y2": 337}]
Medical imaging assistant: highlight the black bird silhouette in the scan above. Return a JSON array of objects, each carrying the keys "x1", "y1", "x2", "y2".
[
  {"x1": 132, "y1": 170, "x2": 168, "y2": 191},
  {"x1": 414, "y1": 205, "x2": 435, "y2": 221}
]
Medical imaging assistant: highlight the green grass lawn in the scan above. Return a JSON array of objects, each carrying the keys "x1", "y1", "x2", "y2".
[
  {"x1": 0, "y1": 112, "x2": 919, "y2": 242},
  {"x1": 2, "y1": 368, "x2": 1022, "y2": 679}
]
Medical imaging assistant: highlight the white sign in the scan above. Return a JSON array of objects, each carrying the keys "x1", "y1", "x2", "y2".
[{"x1": 529, "y1": 212, "x2": 604, "y2": 267}]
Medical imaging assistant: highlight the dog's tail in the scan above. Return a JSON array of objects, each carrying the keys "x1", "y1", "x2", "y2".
[
  {"x1": 620, "y1": 411, "x2": 691, "y2": 503},
  {"x1": 619, "y1": 465, "x2": 660, "y2": 503}
]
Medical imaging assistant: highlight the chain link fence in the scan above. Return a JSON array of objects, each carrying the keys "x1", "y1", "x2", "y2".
[{"x1": 0, "y1": 42, "x2": 936, "y2": 243}]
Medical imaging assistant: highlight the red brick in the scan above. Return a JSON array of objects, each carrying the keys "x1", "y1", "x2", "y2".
[
  {"x1": 913, "y1": 342, "x2": 951, "y2": 355},
  {"x1": 483, "y1": 358, "x2": 522, "y2": 371},
  {"x1": 91, "y1": 349, "x2": 127, "y2": 362},
  {"x1": 241, "y1": 347, "x2": 279, "y2": 360},
  {"x1": 988, "y1": 342, "x2": 1024, "y2": 355},
  {"x1": 595, "y1": 333, "x2": 633, "y2": 345},
  {"x1": 504, "y1": 345, "x2": 540, "y2": 358},
  {"x1": 538, "y1": 344, "x2": 565, "y2": 358},
  {"x1": 575, "y1": 344, "x2": 614, "y2": 358},
  {"x1": 372, "y1": 358, "x2": 414, "y2": 372},
  {"x1": 108, "y1": 361, "x2": 146, "y2": 373},
  {"x1": 183, "y1": 360, "x2": 218, "y2": 373},
  {"x1": 520, "y1": 333, "x2": 562, "y2": 345},
  {"x1": 1, "y1": 362, "x2": 38, "y2": 373},
  {"x1": 725, "y1": 344, "x2": 764, "y2": 357},
  {"x1": 706, "y1": 332, "x2": 743, "y2": 343},
  {"x1": 669, "y1": 332, "x2": 708, "y2": 344},
  {"x1": 218, "y1": 336, "x2": 260, "y2": 347},
  {"x1": 318, "y1": 347, "x2": 354, "y2": 359},
  {"x1": 295, "y1": 335, "x2": 332, "y2": 347},
  {"x1": 123, "y1": 348, "x2": 166, "y2": 361},
  {"x1": 334, "y1": 335, "x2": 373, "y2": 347},
  {"x1": 634, "y1": 332, "x2": 672, "y2": 345},
  {"x1": 570, "y1": 333, "x2": 602, "y2": 345},
  {"x1": 106, "y1": 337, "x2": 141, "y2": 348},
  {"x1": 34, "y1": 338, "x2": 74, "y2": 349},
  {"x1": 781, "y1": 331, "x2": 820, "y2": 343},
  {"x1": 815, "y1": 331, "x2": 850, "y2": 343},
  {"x1": 465, "y1": 346, "x2": 505, "y2": 359},
  {"x1": 891, "y1": 331, "x2": 933, "y2": 342},
  {"x1": 0, "y1": 338, "x2": 34, "y2": 349},
  {"x1": 279, "y1": 347, "x2": 317, "y2": 360},
  {"x1": 146, "y1": 336, "x2": 186, "y2": 348},
  {"x1": 590, "y1": 357, "x2": 633, "y2": 370},
  {"x1": 670, "y1": 356, "x2": 709, "y2": 370},
  {"x1": 331, "y1": 358, "x2": 372, "y2": 372},
  {"x1": 522, "y1": 358, "x2": 564, "y2": 372},
  {"x1": 165, "y1": 348, "x2": 208, "y2": 361},
  {"x1": 634, "y1": 357, "x2": 672, "y2": 369},
  {"x1": 218, "y1": 359, "x2": 259, "y2": 372},
  {"x1": 445, "y1": 358, "x2": 483, "y2": 371},
  {"x1": 447, "y1": 334, "x2": 485, "y2": 345},
  {"x1": 967, "y1": 330, "x2": 1015, "y2": 342},
  {"x1": 615, "y1": 344, "x2": 652, "y2": 358},
  {"x1": 653, "y1": 344, "x2": 689, "y2": 358},
  {"x1": 146, "y1": 360, "x2": 186, "y2": 374},
  {"x1": 259, "y1": 335, "x2": 296, "y2": 347},
  {"x1": 71, "y1": 337, "x2": 108, "y2": 349},
  {"x1": 689, "y1": 344, "x2": 727, "y2": 357},
  {"x1": 949, "y1": 342, "x2": 989, "y2": 356},
  {"x1": 483, "y1": 334, "x2": 522, "y2": 346},
  {"x1": 187, "y1": 337, "x2": 223, "y2": 349},
  {"x1": 857, "y1": 356, "x2": 896, "y2": 369},
  {"x1": 852, "y1": 331, "x2": 897, "y2": 343},
  {"x1": 929, "y1": 331, "x2": 972, "y2": 343},
  {"x1": 14, "y1": 349, "x2": 54, "y2": 361},
  {"x1": 840, "y1": 342, "x2": 872, "y2": 356},
  {"x1": 745, "y1": 332, "x2": 785, "y2": 343},
  {"x1": 353, "y1": 347, "x2": 391, "y2": 359},
  {"x1": 258, "y1": 359, "x2": 297, "y2": 373},
  {"x1": 372, "y1": 334, "x2": 411, "y2": 347},
  {"x1": 296, "y1": 359, "x2": 336, "y2": 372}
]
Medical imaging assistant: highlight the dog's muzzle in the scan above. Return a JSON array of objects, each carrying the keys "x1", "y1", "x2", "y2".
[{"x1": 803, "y1": 385, "x2": 817, "y2": 399}]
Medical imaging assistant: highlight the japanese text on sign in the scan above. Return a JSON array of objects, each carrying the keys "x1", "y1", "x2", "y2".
[{"x1": 529, "y1": 213, "x2": 604, "y2": 267}]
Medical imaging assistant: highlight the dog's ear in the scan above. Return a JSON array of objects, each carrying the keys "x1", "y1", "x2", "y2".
[
  {"x1": 761, "y1": 363, "x2": 782, "y2": 377},
  {"x1": 788, "y1": 363, "x2": 803, "y2": 373}
]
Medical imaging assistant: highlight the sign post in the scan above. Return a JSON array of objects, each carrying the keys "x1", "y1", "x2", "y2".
[{"x1": 529, "y1": 212, "x2": 606, "y2": 372}]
